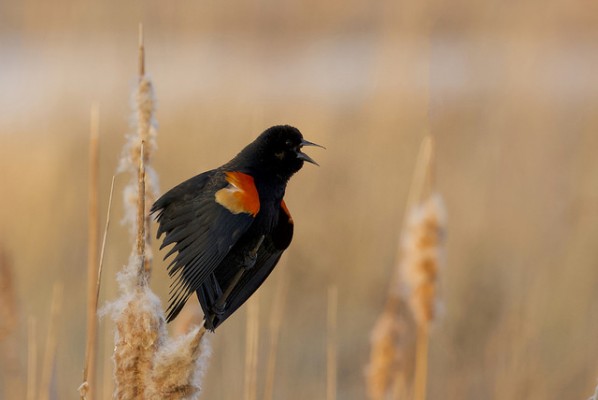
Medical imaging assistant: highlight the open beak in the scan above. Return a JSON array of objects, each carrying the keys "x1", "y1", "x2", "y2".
[{"x1": 297, "y1": 139, "x2": 325, "y2": 166}]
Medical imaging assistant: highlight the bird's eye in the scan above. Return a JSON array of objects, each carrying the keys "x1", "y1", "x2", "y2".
[{"x1": 285, "y1": 140, "x2": 292, "y2": 147}]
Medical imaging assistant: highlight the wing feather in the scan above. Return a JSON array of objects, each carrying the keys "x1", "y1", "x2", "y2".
[
  {"x1": 151, "y1": 170, "x2": 256, "y2": 322},
  {"x1": 200, "y1": 202, "x2": 294, "y2": 329}
]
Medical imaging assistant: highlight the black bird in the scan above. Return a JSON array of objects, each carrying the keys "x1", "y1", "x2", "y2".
[{"x1": 151, "y1": 125, "x2": 322, "y2": 330}]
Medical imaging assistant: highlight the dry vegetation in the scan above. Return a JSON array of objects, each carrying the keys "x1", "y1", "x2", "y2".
[{"x1": 1, "y1": 1, "x2": 598, "y2": 399}]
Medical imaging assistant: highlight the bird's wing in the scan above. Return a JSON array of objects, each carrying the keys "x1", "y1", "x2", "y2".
[
  {"x1": 203, "y1": 200, "x2": 294, "y2": 329},
  {"x1": 151, "y1": 170, "x2": 260, "y2": 321}
]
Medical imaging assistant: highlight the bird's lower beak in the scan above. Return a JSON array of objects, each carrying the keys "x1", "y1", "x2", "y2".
[{"x1": 297, "y1": 139, "x2": 325, "y2": 166}]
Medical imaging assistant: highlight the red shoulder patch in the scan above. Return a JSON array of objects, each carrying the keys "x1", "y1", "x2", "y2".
[
  {"x1": 215, "y1": 171, "x2": 260, "y2": 216},
  {"x1": 280, "y1": 199, "x2": 294, "y2": 224}
]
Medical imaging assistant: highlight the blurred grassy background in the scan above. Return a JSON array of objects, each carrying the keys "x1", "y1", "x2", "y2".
[{"x1": 1, "y1": 0, "x2": 598, "y2": 398}]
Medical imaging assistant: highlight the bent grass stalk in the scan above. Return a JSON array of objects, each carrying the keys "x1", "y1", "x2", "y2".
[{"x1": 80, "y1": 175, "x2": 115, "y2": 399}]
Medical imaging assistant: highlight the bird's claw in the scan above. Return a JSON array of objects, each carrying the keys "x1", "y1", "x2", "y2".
[
  {"x1": 243, "y1": 235, "x2": 265, "y2": 270},
  {"x1": 244, "y1": 252, "x2": 258, "y2": 270},
  {"x1": 212, "y1": 302, "x2": 226, "y2": 316}
]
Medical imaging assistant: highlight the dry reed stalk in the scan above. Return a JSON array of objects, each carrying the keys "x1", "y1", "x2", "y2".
[
  {"x1": 244, "y1": 294, "x2": 260, "y2": 400},
  {"x1": 137, "y1": 139, "x2": 148, "y2": 282},
  {"x1": 327, "y1": 285, "x2": 338, "y2": 400},
  {"x1": 81, "y1": 104, "x2": 100, "y2": 400},
  {"x1": 101, "y1": 315, "x2": 113, "y2": 399},
  {"x1": 27, "y1": 317, "x2": 37, "y2": 400},
  {"x1": 0, "y1": 247, "x2": 22, "y2": 400},
  {"x1": 0, "y1": 247, "x2": 17, "y2": 340},
  {"x1": 263, "y1": 267, "x2": 289, "y2": 400},
  {"x1": 80, "y1": 175, "x2": 116, "y2": 399},
  {"x1": 39, "y1": 282, "x2": 63, "y2": 400},
  {"x1": 97, "y1": 175, "x2": 116, "y2": 305}
]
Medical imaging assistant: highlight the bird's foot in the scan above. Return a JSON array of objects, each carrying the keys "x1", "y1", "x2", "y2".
[
  {"x1": 243, "y1": 235, "x2": 265, "y2": 270},
  {"x1": 212, "y1": 301, "x2": 226, "y2": 316}
]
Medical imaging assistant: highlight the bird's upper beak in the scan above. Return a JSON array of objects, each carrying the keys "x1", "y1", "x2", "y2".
[{"x1": 297, "y1": 139, "x2": 325, "y2": 166}]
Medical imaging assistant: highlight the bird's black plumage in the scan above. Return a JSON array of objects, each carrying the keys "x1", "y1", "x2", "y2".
[{"x1": 151, "y1": 125, "x2": 321, "y2": 330}]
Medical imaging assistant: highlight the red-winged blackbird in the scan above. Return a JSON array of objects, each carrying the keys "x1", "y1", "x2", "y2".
[{"x1": 151, "y1": 125, "x2": 322, "y2": 330}]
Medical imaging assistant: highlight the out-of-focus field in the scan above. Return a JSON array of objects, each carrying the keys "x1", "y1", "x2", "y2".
[{"x1": 1, "y1": 1, "x2": 598, "y2": 399}]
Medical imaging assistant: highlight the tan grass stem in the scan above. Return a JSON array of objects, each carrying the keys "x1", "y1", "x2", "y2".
[
  {"x1": 403, "y1": 135, "x2": 434, "y2": 232},
  {"x1": 327, "y1": 285, "x2": 338, "y2": 400},
  {"x1": 413, "y1": 324, "x2": 429, "y2": 400},
  {"x1": 244, "y1": 294, "x2": 260, "y2": 400},
  {"x1": 81, "y1": 175, "x2": 115, "y2": 399},
  {"x1": 27, "y1": 317, "x2": 37, "y2": 400},
  {"x1": 39, "y1": 282, "x2": 63, "y2": 400},
  {"x1": 138, "y1": 23, "x2": 145, "y2": 77},
  {"x1": 136, "y1": 139, "x2": 147, "y2": 283},
  {"x1": 263, "y1": 268, "x2": 289, "y2": 400},
  {"x1": 97, "y1": 175, "x2": 115, "y2": 306},
  {"x1": 0, "y1": 246, "x2": 21, "y2": 399},
  {"x1": 82, "y1": 103, "x2": 100, "y2": 400},
  {"x1": 0, "y1": 247, "x2": 18, "y2": 340},
  {"x1": 136, "y1": 23, "x2": 146, "y2": 274}
]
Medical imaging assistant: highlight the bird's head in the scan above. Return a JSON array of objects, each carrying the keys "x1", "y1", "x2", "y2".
[{"x1": 244, "y1": 125, "x2": 324, "y2": 180}]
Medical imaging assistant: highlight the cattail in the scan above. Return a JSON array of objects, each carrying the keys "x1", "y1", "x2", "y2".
[
  {"x1": 107, "y1": 25, "x2": 211, "y2": 400},
  {"x1": 118, "y1": 24, "x2": 159, "y2": 276},
  {"x1": 366, "y1": 135, "x2": 445, "y2": 400},
  {"x1": 365, "y1": 297, "x2": 414, "y2": 400},
  {"x1": 148, "y1": 327, "x2": 212, "y2": 399},
  {"x1": 399, "y1": 193, "x2": 446, "y2": 326},
  {"x1": 112, "y1": 278, "x2": 166, "y2": 400},
  {"x1": 397, "y1": 135, "x2": 446, "y2": 400}
]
